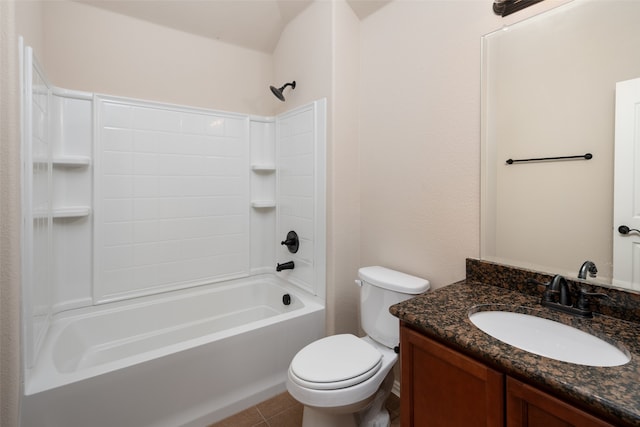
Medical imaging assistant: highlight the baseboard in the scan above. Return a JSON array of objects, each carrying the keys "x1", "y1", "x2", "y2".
[{"x1": 392, "y1": 379, "x2": 401, "y2": 397}]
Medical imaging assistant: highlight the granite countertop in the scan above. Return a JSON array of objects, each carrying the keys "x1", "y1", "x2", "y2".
[{"x1": 390, "y1": 280, "x2": 640, "y2": 426}]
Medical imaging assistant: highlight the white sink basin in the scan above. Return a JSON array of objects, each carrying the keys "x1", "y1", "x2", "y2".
[{"x1": 468, "y1": 310, "x2": 630, "y2": 367}]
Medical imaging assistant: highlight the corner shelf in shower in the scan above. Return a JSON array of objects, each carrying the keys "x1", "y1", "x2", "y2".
[
  {"x1": 52, "y1": 156, "x2": 91, "y2": 167},
  {"x1": 251, "y1": 201, "x2": 276, "y2": 209},
  {"x1": 250, "y1": 164, "x2": 276, "y2": 209},
  {"x1": 53, "y1": 207, "x2": 91, "y2": 218},
  {"x1": 33, "y1": 155, "x2": 91, "y2": 168},
  {"x1": 251, "y1": 164, "x2": 276, "y2": 172},
  {"x1": 32, "y1": 155, "x2": 92, "y2": 220},
  {"x1": 33, "y1": 206, "x2": 92, "y2": 220}
]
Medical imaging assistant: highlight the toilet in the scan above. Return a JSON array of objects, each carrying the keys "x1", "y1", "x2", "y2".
[{"x1": 286, "y1": 266, "x2": 430, "y2": 427}]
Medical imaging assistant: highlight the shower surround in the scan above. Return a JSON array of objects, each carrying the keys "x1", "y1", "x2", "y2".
[{"x1": 20, "y1": 43, "x2": 326, "y2": 426}]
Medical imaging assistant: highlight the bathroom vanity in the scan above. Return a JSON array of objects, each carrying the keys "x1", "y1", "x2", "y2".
[{"x1": 390, "y1": 259, "x2": 640, "y2": 427}]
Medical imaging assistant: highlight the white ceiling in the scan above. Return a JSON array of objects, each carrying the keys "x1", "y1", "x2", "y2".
[{"x1": 74, "y1": 0, "x2": 391, "y2": 53}]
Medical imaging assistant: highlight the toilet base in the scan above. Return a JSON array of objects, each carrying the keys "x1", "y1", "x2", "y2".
[
  {"x1": 302, "y1": 406, "x2": 359, "y2": 427},
  {"x1": 300, "y1": 370, "x2": 394, "y2": 427}
]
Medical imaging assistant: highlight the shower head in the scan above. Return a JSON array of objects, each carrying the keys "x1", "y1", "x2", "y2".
[{"x1": 269, "y1": 81, "x2": 296, "y2": 102}]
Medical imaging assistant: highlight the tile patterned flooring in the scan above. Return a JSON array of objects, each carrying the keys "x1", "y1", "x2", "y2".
[{"x1": 209, "y1": 391, "x2": 401, "y2": 427}]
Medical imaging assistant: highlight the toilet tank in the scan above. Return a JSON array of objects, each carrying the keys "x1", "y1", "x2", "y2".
[{"x1": 358, "y1": 266, "x2": 430, "y2": 349}]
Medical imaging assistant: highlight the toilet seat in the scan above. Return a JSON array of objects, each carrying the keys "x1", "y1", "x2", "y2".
[{"x1": 289, "y1": 334, "x2": 382, "y2": 390}]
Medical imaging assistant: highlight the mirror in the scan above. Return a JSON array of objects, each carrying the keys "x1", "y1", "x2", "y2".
[{"x1": 481, "y1": 0, "x2": 640, "y2": 288}]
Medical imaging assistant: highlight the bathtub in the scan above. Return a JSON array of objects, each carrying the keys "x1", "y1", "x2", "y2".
[{"x1": 21, "y1": 275, "x2": 325, "y2": 427}]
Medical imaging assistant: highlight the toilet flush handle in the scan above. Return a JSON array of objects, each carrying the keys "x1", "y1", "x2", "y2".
[{"x1": 355, "y1": 279, "x2": 363, "y2": 287}]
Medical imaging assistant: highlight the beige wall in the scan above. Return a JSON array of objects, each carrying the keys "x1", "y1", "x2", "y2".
[
  {"x1": 273, "y1": 1, "x2": 332, "y2": 114},
  {"x1": 40, "y1": 1, "x2": 276, "y2": 115},
  {"x1": 15, "y1": 0, "x2": 44, "y2": 60},
  {"x1": 328, "y1": 2, "x2": 361, "y2": 335},
  {"x1": 360, "y1": 1, "x2": 484, "y2": 289}
]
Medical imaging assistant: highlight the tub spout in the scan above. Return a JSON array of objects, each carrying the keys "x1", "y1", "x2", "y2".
[{"x1": 276, "y1": 261, "x2": 295, "y2": 272}]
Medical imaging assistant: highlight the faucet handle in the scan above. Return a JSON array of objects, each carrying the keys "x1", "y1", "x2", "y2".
[
  {"x1": 280, "y1": 231, "x2": 299, "y2": 253},
  {"x1": 526, "y1": 278, "x2": 551, "y2": 288},
  {"x1": 527, "y1": 278, "x2": 556, "y2": 302},
  {"x1": 576, "y1": 288, "x2": 609, "y2": 311}
]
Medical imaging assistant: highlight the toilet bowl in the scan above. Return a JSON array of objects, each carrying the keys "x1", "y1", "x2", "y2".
[
  {"x1": 287, "y1": 335, "x2": 397, "y2": 427},
  {"x1": 286, "y1": 266, "x2": 430, "y2": 427}
]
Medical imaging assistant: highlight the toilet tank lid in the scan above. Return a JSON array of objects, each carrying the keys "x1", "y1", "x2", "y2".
[{"x1": 358, "y1": 266, "x2": 430, "y2": 294}]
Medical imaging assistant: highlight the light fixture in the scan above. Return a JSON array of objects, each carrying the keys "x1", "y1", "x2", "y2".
[{"x1": 493, "y1": 0, "x2": 545, "y2": 17}]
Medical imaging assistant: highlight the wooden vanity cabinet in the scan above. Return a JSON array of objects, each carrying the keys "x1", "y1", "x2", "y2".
[
  {"x1": 400, "y1": 324, "x2": 504, "y2": 426},
  {"x1": 400, "y1": 324, "x2": 616, "y2": 427},
  {"x1": 506, "y1": 377, "x2": 615, "y2": 427}
]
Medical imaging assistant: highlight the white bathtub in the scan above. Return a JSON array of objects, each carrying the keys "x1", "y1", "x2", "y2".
[{"x1": 21, "y1": 275, "x2": 325, "y2": 427}]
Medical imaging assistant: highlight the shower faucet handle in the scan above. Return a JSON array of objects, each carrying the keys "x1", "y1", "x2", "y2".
[{"x1": 280, "y1": 231, "x2": 299, "y2": 253}]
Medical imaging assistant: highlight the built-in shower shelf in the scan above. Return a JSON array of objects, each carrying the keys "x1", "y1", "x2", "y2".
[
  {"x1": 52, "y1": 156, "x2": 91, "y2": 167},
  {"x1": 33, "y1": 156, "x2": 92, "y2": 168},
  {"x1": 53, "y1": 207, "x2": 91, "y2": 218},
  {"x1": 33, "y1": 207, "x2": 92, "y2": 219},
  {"x1": 251, "y1": 201, "x2": 276, "y2": 208},
  {"x1": 251, "y1": 164, "x2": 276, "y2": 172}
]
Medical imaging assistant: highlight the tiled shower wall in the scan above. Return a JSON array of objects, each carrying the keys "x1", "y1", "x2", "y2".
[
  {"x1": 94, "y1": 97, "x2": 251, "y2": 302},
  {"x1": 276, "y1": 104, "x2": 326, "y2": 297}
]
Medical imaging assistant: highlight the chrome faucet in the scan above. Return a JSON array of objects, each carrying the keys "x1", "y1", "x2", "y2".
[{"x1": 578, "y1": 260, "x2": 598, "y2": 279}]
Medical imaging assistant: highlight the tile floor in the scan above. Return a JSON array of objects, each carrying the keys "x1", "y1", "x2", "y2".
[{"x1": 208, "y1": 391, "x2": 401, "y2": 427}]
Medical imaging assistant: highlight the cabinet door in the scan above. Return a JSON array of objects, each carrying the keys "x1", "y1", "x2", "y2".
[
  {"x1": 400, "y1": 324, "x2": 504, "y2": 427},
  {"x1": 506, "y1": 377, "x2": 615, "y2": 427}
]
